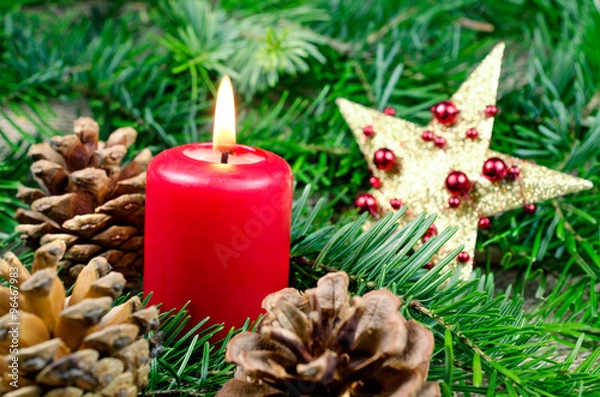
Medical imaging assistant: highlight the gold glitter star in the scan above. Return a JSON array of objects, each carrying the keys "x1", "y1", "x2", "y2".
[{"x1": 337, "y1": 43, "x2": 593, "y2": 279}]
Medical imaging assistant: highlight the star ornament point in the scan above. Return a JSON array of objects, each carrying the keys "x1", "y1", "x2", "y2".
[{"x1": 338, "y1": 44, "x2": 593, "y2": 279}]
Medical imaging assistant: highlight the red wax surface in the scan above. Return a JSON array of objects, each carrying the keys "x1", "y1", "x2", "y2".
[{"x1": 144, "y1": 143, "x2": 293, "y2": 329}]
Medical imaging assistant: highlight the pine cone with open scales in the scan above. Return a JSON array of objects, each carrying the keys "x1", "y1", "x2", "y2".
[
  {"x1": 217, "y1": 272, "x2": 440, "y2": 397},
  {"x1": 0, "y1": 240, "x2": 161, "y2": 397},
  {"x1": 15, "y1": 117, "x2": 152, "y2": 287}
]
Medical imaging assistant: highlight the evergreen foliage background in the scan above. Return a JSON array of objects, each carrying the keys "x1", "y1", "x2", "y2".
[{"x1": 0, "y1": 0, "x2": 599, "y2": 396}]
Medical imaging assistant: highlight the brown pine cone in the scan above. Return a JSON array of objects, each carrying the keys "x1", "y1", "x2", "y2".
[
  {"x1": 0, "y1": 241, "x2": 161, "y2": 396},
  {"x1": 217, "y1": 272, "x2": 440, "y2": 397},
  {"x1": 15, "y1": 117, "x2": 152, "y2": 287}
]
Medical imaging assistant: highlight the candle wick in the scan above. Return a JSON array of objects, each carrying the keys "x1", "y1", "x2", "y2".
[{"x1": 221, "y1": 150, "x2": 231, "y2": 164}]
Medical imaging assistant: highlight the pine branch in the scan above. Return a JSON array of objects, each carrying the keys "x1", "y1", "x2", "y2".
[
  {"x1": 290, "y1": 186, "x2": 600, "y2": 396},
  {"x1": 365, "y1": 8, "x2": 417, "y2": 45},
  {"x1": 72, "y1": 83, "x2": 146, "y2": 127},
  {"x1": 408, "y1": 299, "x2": 494, "y2": 371}
]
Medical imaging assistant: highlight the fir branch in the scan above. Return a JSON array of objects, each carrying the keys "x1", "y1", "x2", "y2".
[
  {"x1": 72, "y1": 83, "x2": 146, "y2": 127},
  {"x1": 365, "y1": 8, "x2": 417, "y2": 45},
  {"x1": 350, "y1": 60, "x2": 376, "y2": 106},
  {"x1": 551, "y1": 199, "x2": 584, "y2": 242},
  {"x1": 408, "y1": 299, "x2": 493, "y2": 370}
]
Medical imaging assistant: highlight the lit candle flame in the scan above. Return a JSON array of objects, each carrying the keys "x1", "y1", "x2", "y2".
[{"x1": 213, "y1": 75, "x2": 236, "y2": 152}]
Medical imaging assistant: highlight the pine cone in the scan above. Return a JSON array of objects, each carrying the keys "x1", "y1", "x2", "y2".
[
  {"x1": 0, "y1": 241, "x2": 161, "y2": 396},
  {"x1": 15, "y1": 117, "x2": 152, "y2": 287},
  {"x1": 217, "y1": 272, "x2": 440, "y2": 397}
]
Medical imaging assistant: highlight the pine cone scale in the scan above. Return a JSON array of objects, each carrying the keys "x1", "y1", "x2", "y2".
[
  {"x1": 50, "y1": 135, "x2": 91, "y2": 171},
  {"x1": 16, "y1": 186, "x2": 45, "y2": 205},
  {"x1": 28, "y1": 143, "x2": 67, "y2": 167},
  {"x1": 30, "y1": 160, "x2": 69, "y2": 195},
  {"x1": 62, "y1": 214, "x2": 114, "y2": 238}
]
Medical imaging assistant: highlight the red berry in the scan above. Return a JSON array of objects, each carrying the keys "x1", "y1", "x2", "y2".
[
  {"x1": 506, "y1": 166, "x2": 521, "y2": 181},
  {"x1": 445, "y1": 171, "x2": 470, "y2": 196},
  {"x1": 373, "y1": 148, "x2": 396, "y2": 171},
  {"x1": 424, "y1": 261, "x2": 435, "y2": 270},
  {"x1": 390, "y1": 198, "x2": 403, "y2": 210},
  {"x1": 466, "y1": 128, "x2": 479, "y2": 139},
  {"x1": 524, "y1": 203, "x2": 536, "y2": 214},
  {"x1": 422, "y1": 225, "x2": 437, "y2": 242},
  {"x1": 434, "y1": 136, "x2": 447, "y2": 148},
  {"x1": 355, "y1": 193, "x2": 378, "y2": 215},
  {"x1": 369, "y1": 176, "x2": 382, "y2": 189},
  {"x1": 484, "y1": 105, "x2": 499, "y2": 117},
  {"x1": 426, "y1": 225, "x2": 437, "y2": 236},
  {"x1": 482, "y1": 157, "x2": 508, "y2": 182},
  {"x1": 457, "y1": 251, "x2": 470, "y2": 263},
  {"x1": 478, "y1": 217, "x2": 491, "y2": 230},
  {"x1": 431, "y1": 100, "x2": 459, "y2": 126},
  {"x1": 363, "y1": 125, "x2": 375, "y2": 137},
  {"x1": 383, "y1": 107, "x2": 396, "y2": 116},
  {"x1": 421, "y1": 130, "x2": 435, "y2": 142},
  {"x1": 448, "y1": 197, "x2": 461, "y2": 208}
]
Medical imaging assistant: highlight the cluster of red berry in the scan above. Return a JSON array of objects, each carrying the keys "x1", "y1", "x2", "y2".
[
  {"x1": 354, "y1": 100, "x2": 538, "y2": 270},
  {"x1": 357, "y1": 101, "x2": 535, "y2": 225}
]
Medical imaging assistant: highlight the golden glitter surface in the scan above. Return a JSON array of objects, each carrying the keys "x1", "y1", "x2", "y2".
[{"x1": 337, "y1": 43, "x2": 593, "y2": 279}]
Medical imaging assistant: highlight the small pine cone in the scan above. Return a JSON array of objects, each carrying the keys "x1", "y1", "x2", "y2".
[
  {"x1": 217, "y1": 272, "x2": 440, "y2": 397},
  {"x1": 0, "y1": 242, "x2": 161, "y2": 396},
  {"x1": 16, "y1": 118, "x2": 152, "y2": 288}
]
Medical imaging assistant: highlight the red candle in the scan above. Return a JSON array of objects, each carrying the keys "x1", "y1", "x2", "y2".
[{"x1": 144, "y1": 76, "x2": 292, "y2": 329}]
